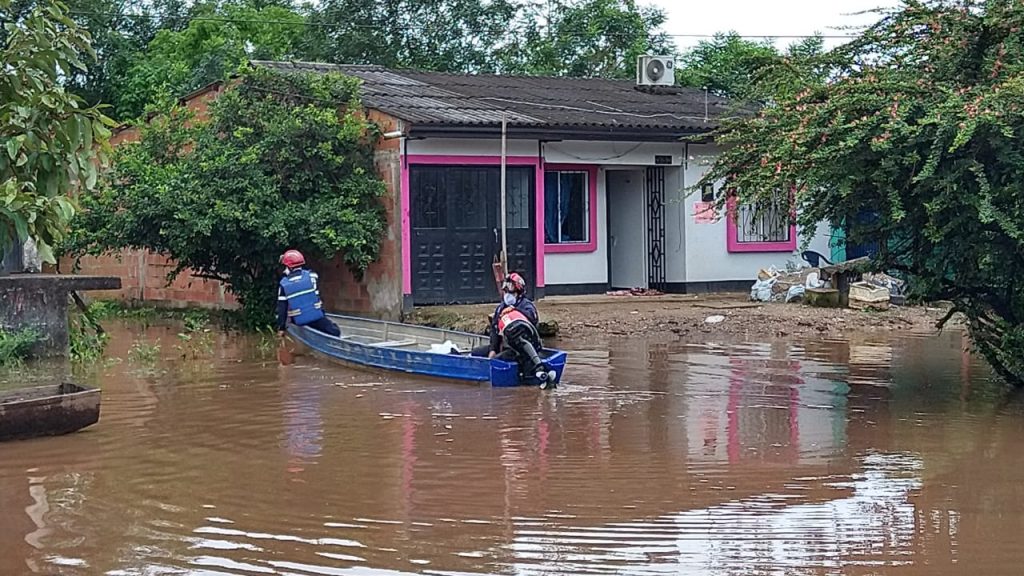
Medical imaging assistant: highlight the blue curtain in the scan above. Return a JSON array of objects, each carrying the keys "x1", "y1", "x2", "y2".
[
  {"x1": 544, "y1": 172, "x2": 559, "y2": 243},
  {"x1": 559, "y1": 174, "x2": 572, "y2": 241}
]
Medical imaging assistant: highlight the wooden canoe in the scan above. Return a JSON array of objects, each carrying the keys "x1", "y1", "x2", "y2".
[
  {"x1": 287, "y1": 314, "x2": 567, "y2": 387},
  {"x1": 0, "y1": 383, "x2": 100, "y2": 441}
]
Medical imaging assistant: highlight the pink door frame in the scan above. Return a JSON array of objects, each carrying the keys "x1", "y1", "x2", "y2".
[{"x1": 400, "y1": 154, "x2": 546, "y2": 296}]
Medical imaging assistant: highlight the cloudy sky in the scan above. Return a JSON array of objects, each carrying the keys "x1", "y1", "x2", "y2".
[{"x1": 650, "y1": 0, "x2": 902, "y2": 50}]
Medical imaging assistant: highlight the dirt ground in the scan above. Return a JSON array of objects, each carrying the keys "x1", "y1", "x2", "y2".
[{"x1": 407, "y1": 293, "x2": 958, "y2": 343}]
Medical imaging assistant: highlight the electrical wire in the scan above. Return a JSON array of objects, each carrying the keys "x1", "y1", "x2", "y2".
[{"x1": 66, "y1": 10, "x2": 857, "y2": 40}]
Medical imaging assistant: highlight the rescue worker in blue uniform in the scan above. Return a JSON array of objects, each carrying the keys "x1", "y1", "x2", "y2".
[{"x1": 276, "y1": 249, "x2": 341, "y2": 337}]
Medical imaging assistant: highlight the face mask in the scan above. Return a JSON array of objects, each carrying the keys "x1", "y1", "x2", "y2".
[{"x1": 502, "y1": 293, "x2": 516, "y2": 306}]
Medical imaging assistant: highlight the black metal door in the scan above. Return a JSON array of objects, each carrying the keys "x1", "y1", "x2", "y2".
[
  {"x1": 410, "y1": 165, "x2": 535, "y2": 304},
  {"x1": 446, "y1": 167, "x2": 497, "y2": 303}
]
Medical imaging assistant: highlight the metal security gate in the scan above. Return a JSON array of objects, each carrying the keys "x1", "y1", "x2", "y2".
[
  {"x1": 645, "y1": 166, "x2": 666, "y2": 291},
  {"x1": 409, "y1": 165, "x2": 535, "y2": 305}
]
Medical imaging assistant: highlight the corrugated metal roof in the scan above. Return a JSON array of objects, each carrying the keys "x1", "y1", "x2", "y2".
[{"x1": 251, "y1": 60, "x2": 739, "y2": 134}]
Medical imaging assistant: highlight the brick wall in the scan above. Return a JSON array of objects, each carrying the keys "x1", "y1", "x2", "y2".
[
  {"x1": 316, "y1": 110, "x2": 404, "y2": 319},
  {"x1": 64, "y1": 83, "x2": 405, "y2": 318},
  {"x1": 63, "y1": 251, "x2": 238, "y2": 309}
]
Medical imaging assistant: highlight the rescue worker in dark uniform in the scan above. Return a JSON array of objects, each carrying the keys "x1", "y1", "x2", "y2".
[
  {"x1": 472, "y1": 273, "x2": 556, "y2": 387},
  {"x1": 276, "y1": 249, "x2": 341, "y2": 337}
]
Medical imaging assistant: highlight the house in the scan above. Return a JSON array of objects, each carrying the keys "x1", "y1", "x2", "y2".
[{"x1": 71, "y1": 59, "x2": 831, "y2": 318}]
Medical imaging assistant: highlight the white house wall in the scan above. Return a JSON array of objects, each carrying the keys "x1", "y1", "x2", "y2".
[
  {"x1": 543, "y1": 170, "x2": 608, "y2": 285},
  {"x1": 663, "y1": 167, "x2": 687, "y2": 284},
  {"x1": 402, "y1": 137, "x2": 835, "y2": 293},
  {"x1": 406, "y1": 138, "x2": 540, "y2": 157},
  {"x1": 543, "y1": 141, "x2": 683, "y2": 166},
  {"x1": 682, "y1": 143, "x2": 833, "y2": 283}
]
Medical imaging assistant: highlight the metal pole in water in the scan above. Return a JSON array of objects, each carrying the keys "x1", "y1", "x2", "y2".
[{"x1": 500, "y1": 111, "x2": 508, "y2": 271}]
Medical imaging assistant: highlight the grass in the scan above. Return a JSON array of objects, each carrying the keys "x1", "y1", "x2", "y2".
[
  {"x1": 128, "y1": 340, "x2": 161, "y2": 364},
  {"x1": 86, "y1": 300, "x2": 257, "y2": 331},
  {"x1": 68, "y1": 313, "x2": 111, "y2": 364},
  {"x1": 0, "y1": 328, "x2": 41, "y2": 367},
  {"x1": 255, "y1": 326, "x2": 280, "y2": 358},
  {"x1": 173, "y1": 309, "x2": 215, "y2": 358}
]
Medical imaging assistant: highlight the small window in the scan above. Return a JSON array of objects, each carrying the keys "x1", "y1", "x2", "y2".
[
  {"x1": 736, "y1": 196, "x2": 791, "y2": 244},
  {"x1": 726, "y1": 189, "x2": 797, "y2": 253},
  {"x1": 544, "y1": 171, "x2": 589, "y2": 244}
]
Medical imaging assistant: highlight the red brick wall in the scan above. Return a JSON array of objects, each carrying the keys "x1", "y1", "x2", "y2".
[
  {"x1": 315, "y1": 110, "x2": 404, "y2": 319},
  {"x1": 63, "y1": 84, "x2": 405, "y2": 318},
  {"x1": 64, "y1": 251, "x2": 238, "y2": 309}
]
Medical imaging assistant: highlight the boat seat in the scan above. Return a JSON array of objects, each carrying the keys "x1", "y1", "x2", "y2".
[{"x1": 369, "y1": 339, "x2": 418, "y2": 348}]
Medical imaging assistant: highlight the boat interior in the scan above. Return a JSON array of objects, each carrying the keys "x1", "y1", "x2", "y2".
[{"x1": 321, "y1": 315, "x2": 486, "y2": 354}]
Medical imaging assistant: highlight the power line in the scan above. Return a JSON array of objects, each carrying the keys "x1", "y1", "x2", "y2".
[{"x1": 66, "y1": 10, "x2": 856, "y2": 39}]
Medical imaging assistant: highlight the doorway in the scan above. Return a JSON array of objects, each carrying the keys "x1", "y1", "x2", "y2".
[{"x1": 606, "y1": 170, "x2": 647, "y2": 290}]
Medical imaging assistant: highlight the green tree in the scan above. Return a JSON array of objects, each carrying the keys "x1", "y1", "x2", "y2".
[
  {"x1": 697, "y1": 0, "x2": 1024, "y2": 386},
  {"x1": 676, "y1": 32, "x2": 827, "y2": 101},
  {"x1": 67, "y1": 67, "x2": 387, "y2": 325},
  {"x1": 1, "y1": 0, "x2": 115, "y2": 263},
  {"x1": 502, "y1": 0, "x2": 674, "y2": 78},
  {"x1": 304, "y1": 0, "x2": 519, "y2": 72},
  {"x1": 2, "y1": 0, "x2": 192, "y2": 115},
  {"x1": 69, "y1": 0, "x2": 193, "y2": 114},
  {"x1": 114, "y1": 1, "x2": 307, "y2": 119}
]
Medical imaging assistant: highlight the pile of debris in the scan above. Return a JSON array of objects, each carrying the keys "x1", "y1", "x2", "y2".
[
  {"x1": 750, "y1": 265, "x2": 826, "y2": 303},
  {"x1": 749, "y1": 260, "x2": 907, "y2": 310},
  {"x1": 849, "y1": 272, "x2": 907, "y2": 310}
]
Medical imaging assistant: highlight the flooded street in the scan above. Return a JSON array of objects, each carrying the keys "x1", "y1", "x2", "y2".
[{"x1": 2, "y1": 323, "x2": 1023, "y2": 575}]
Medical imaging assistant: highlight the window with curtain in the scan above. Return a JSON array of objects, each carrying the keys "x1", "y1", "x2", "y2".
[{"x1": 544, "y1": 170, "x2": 588, "y2": 244}]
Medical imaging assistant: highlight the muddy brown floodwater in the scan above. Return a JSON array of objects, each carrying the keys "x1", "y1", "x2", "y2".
[{"x1": 1, "y1": 322, "x2": 1023, "y2": 575}]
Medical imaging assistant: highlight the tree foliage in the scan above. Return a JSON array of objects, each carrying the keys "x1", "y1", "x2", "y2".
[
  {"x1": 501, "y1": 0, "x2": 673, "y2": 78},
  {"x1": 2, "y1": 0, "x2": 192, "y2": 117},
  {"x1": 698, "y1": 0, "x2": 1024, "y2": 385},
  {"x1": 39, "y1": 0, "x2": 677, "y2": 119},
  {"x1": 305, "y1": 0, "x2": 519, "y2": 73},
  {"x1": 675, "y1": 32, "x2": 828, "y2": 102},
  {"x1": 67, "y1": 67, "x2": 387, "y2": 325},
  {"x1": 113, "y1": 1, "x2": 307, "y2": 119},
  {"x1": 1, "y1": 0, "x2": 116, "y2": 263}
]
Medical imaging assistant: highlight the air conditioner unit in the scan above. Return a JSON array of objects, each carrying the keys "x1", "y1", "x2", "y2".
[{"x1": 636, "y1": 55, "x2": 675, "y2": 87}]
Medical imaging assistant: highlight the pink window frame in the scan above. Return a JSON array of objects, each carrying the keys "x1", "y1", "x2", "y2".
[
  {"x1": 725, "y1": 190, "x2": 798, "y2": 253},
  {"x1": 543, "y1": 164, "x2": 599, "y2": 254},
  {"x1": 400, "y1": 154, "x2": 545, "y2": 294}
]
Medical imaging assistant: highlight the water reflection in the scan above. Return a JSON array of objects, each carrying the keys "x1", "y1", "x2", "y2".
[{"x1": 0, "y1": 323, "x2": 1019, "y2": 575}]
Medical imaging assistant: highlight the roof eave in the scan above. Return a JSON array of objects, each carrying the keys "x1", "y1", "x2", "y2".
[{"x1": 405, "y1": 123, "x2": 716, "y2": 143}]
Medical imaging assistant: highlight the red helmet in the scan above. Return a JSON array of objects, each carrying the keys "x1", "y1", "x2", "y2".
[
  {"x1": 280, "y1": 249, "x2": 305, "y2": 268},
  {"x1": 503, "y1": 272, "x2": 526, "y2": 294}
]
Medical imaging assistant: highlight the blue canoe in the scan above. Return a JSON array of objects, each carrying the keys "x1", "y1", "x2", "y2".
[{"x1": 286, "y1": 314, "x2": 567, "y2": 387}]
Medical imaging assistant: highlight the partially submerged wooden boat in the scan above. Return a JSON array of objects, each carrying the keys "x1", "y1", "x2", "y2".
[
  {"x1": 0, "y1": 383, "x2": 100, "y2": 441},
  {"x1": 287, "y1": 314, "x2": 567, "y2": 387}
]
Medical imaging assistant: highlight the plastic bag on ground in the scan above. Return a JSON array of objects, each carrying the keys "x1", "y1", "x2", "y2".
[
  {"x1": 750, "y1": 277, "x2": 776, "y2": 302},
  {"x1": 786, "y1": 285, "x2": 806, "y2": 302}
]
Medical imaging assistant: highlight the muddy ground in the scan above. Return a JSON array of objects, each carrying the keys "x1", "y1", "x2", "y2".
[{"x1": 407, "y1": 293, "x2": 958, "y2": 343}]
